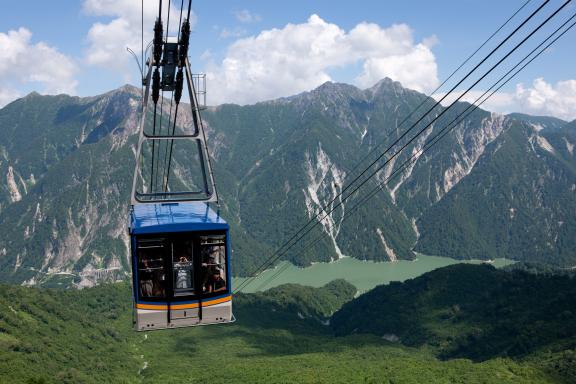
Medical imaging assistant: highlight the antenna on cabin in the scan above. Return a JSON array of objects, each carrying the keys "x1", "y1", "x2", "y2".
[{"x1": 126, "y1": 47, "x2": 144, "y2": 80}]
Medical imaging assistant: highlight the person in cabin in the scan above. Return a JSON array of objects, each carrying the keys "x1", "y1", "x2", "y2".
[
  {"x1": 207, "y1": 272, "x2": 226, "y2": 293},
  {"x1": 175, "y1": 256, "x2": 192, "y2": 289},
  {"x1": 201, "y1": 247, "x2": 217, "y2": 291},
  {"x1": 152, "y1": 271, "x2": 166, "y2": 297},
  {"x1": 140, "y1": 258, "x2": 154, "y2": 297}
]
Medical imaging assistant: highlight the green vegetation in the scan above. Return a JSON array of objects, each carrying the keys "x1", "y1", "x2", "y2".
[
  {"x1": 502, "y1": 261, "x2": 576, "y2": 277},
  {"x1": 416, "y1": 118, "x2": 576, "y2": 267},
  {"x1": 332, "y1": 264, "x2": 576, "y2": 381},
  {"x1": 0, "y1": 283, "x2": 139, "y2": 383},
  {"x1": 236, "y1": 279, "x2": 356, "y2": 322},
  {"x1": 1, "y1": 265, "x2": 575, "y2": 383}
]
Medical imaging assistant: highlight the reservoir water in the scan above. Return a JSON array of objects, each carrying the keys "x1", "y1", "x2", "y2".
[{"x1": 233, "y1": 254, "x2": 514, "y2": 293}]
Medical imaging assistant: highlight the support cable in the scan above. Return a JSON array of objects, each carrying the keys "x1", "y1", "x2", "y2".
[
  {"x1": 251, "y1": 0, "x2": 534, "y2": 224},
  {"x1": 341, "y1": 0, "x2": 534, "y2": 191},
  {"x1": 156, "y1": 0, "x2": 174, "y2": 194},
  {"x1": 244, "y1": 0, "x2": 534, "y2": 288},
  {"x1": 240, "y1": 11, "x2": 576, "y2": 292},
  {"x1": 141, "y1": 0, "x2": 144, "y2": 94},
  {"x1": 150, "y1": 0, "x2": 164, "y2": 192},
  {"x1": 164, "y1": 0, "x2": 191, "y2": 192},
  {"x1": 235, "y1": 0, "x2": 557, "y2": 291},
  {"x1": 161, "y1": 0, "x2": 185, "y2": 192},
  {"x1": 235, "y1": 0, "x2": 571, "y2": 293}
]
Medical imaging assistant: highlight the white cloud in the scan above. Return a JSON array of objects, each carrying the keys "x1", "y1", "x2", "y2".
[
  {"x1": 206, "y1": 15, "x2": 439, "y2": 105},
  {"x1": 433, "y1": 78, "x2": 576, "y2": 121},
  {"x1": 515, "y1": 78, "x2": 576, "y2": 121},
  {"x1": 83, "y1": 0, "x2": 194, "y2": 77},
  {"x1": 234, "y1": 10, "x2": 261, "y2": 24},
  {"x1": 219, "y1": 27, "x2": 248, "y2": 39},
  {"x1": 0, "y1": 28, "x2": 77, "y2": 107},
  {"x1": 356, "y1": 44, "x2": 438, "y2": 92},
  {"x1": 422, "y1": 35, "x2": 439, "y2": 48},
  {"x1": 433, "y1": 90, "x2": 515, "y2": 112},
  {"x1": 200, "y1": 50, "x2": 213, "y2": 61}
]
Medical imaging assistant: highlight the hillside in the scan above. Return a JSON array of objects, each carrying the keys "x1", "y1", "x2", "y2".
[
  {"x1": 1, "y1": 80, "x2": 575, "y2": 286},
  {"x1": 1, "y1": 267, "x2": 575, "y2": 383},
  {"x1": 332, "y1": 264, "x2": 576, "y2": 368}
]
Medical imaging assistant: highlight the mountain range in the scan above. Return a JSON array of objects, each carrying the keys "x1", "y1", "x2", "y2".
[{"x1": 0, "y1": 79, "x2": 574, "y2": 287}]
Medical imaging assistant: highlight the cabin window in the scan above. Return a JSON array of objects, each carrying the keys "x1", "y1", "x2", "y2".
[
  {"x1": 172, "y1": 240, "x2": 194, "y2": 296},
  {"x1": 135, "y1": 233, "x2": 228, "y2": 300},
  {"x1": 199, "y1": 235, "x2": 227, "y2": 294},
  {"x1": 137, "y1": 238, "x2": 167, "y2": 298}
]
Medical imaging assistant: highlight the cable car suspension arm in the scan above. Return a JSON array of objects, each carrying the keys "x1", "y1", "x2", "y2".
[{"x1": 150, "y1": 0, "x2": 164, "y2": 192}]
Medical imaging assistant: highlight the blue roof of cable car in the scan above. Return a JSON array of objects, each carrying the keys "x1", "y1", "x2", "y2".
[{"x1": 130, "y1": 202, "x2": 228, "y2": 234}]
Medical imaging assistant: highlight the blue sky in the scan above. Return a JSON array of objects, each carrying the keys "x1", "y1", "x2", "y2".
[{"x1": 1, "y1": 0, "x2": 575, "y2": 119}]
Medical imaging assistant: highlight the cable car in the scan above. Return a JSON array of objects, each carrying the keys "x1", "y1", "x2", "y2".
[
  {"x1": 128, "y1": 2, "x2": 233, "y2": 330},
  {"x1": 129, "y1": 203, "x2": 232, "y2": 330}
]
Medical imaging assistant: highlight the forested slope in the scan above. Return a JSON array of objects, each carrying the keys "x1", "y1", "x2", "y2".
[{"x1": 1, "y1": 265, "x2": 575, "y2": 383}]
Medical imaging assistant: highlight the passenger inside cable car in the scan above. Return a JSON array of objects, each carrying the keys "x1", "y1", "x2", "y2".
[
  {"x1": 207, "y1": 272, "x2": 226, "y2": 293},
  {"x1": 135, "y1": 234, "x2": 229, "y2": 299},
  {"x1": 172, "y1": 240, "x2": 193, "y2": 296},
  {"x1": 138, "y1": 245, "x2": 166, "y2": 298},
  {"x1": 200, "y1": 236, "x2": 227, "y2": 293}
]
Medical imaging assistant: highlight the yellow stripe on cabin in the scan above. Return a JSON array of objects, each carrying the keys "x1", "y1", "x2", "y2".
[{"x1": 136, "y1": 295, "x2": 231, "y2": 310}]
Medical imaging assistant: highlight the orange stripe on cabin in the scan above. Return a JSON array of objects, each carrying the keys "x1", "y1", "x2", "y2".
[{"x1": 136, "y1": 295, "x2": 231, "y2": 310}]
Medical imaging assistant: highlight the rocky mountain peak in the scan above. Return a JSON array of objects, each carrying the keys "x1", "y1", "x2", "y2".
[
  {"x1": 284, "y1": 81, "x2": 362, "y2": 104},
  {"x1": 314, "y1": 81, "x2": 360, "y2": 95},
  {"x1": 24, "y1": 91, "x2": 42, "y2": 98},
  {"x1": 366, "y1": 77, "x2": 397, "y2": 91},
  {"x1": 108, "y1": 84, "x2": 142, "y2": 98},
  {"x1": 364, "y1": 77, "x2": 420, "y2": 102}
]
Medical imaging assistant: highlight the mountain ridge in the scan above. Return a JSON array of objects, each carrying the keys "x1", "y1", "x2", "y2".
[{"x1": 1, "y1": 79, "x2": 575, "y2": 287}]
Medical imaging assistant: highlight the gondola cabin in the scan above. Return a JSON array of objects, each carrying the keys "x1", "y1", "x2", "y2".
[
  {"x1": 129, "y1": 202, "x2": 233, "y2": 331},
  {"x1": 130, "y1": 1, "x2": 231, "y2": 330}
]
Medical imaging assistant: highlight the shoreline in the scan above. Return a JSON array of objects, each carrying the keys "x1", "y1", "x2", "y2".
[{"x1": 233, "y1": 254, "x2": 515, "y2": 293}]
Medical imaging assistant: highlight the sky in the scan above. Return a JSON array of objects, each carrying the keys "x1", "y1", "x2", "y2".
[{"x1": 0, "y1": 0, "x2": 575, "y2": 120}]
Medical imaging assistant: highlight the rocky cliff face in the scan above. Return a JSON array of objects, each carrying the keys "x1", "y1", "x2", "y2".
[
  {"x1": 0, "y1": 80, "x2": 574, "y2": 287},
  {"x1": 415, "y1": 116, "x2": 576, "y2": 265},
  {"x1": 0, "y1": 86, "x2": 141, "y2": 287}
]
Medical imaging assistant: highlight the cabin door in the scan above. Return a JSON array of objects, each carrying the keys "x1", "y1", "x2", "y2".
[{"x1": 167, "y1": 236, "x2": 200, "y2": 323}]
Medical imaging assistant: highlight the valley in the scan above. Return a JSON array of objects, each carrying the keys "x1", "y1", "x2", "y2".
[
  {"x1": 233, "y1": 254, "x2": 514, "y2": 293},
  {"x1": 0, "y1": 264, "x2": 573, "y2": 384}
]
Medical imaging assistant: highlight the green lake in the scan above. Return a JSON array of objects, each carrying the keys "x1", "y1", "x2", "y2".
[{"x1": 233, "y1": 255, "x2": 514, "y2": 293}]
